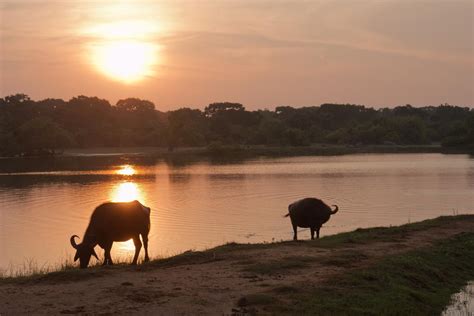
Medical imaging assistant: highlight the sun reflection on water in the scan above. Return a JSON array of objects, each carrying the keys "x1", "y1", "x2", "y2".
[
  {"x1": 110, "y1": 181, "x2": 143, "y2": 202},
  {"x1": 116, "y1": 165, "x2": 136, "y2": 176}
]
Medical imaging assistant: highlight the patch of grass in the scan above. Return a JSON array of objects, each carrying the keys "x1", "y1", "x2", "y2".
[
  {"x1": 212, "y1": 241, "x2": 275, "y2": 252},
  {"x1": 0, "y1": 257, "x2": 76, "y2": 283},
  {"x1": 312, "y1": 215, "x2": 474, "y2": 248},
  {"x1": 142, "y1": 250, "x2": 222, "y2": 270},
  {"x1": 242, "y1": 256, "x2": 316, "y2": 275},
  {"x1": 272, "y1": 232, "x2": 474, "y2": 315},
  {"x1": 0, "y1": 255, "x2": 134, "y2": 284},
  {"x1": 0, "y1": 264, "x2": 116, "y2": 285}
]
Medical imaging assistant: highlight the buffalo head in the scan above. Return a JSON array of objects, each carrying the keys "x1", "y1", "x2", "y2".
[{"x1": 70, "y1": 235, "x2": 98, "y2": 268}]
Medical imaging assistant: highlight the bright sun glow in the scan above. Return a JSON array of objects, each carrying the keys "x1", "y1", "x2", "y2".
[
  {"x1": 110, "y1": 182, "x2": 143, "y2": 202},
  {"x1": 91, "y1": 40, "x2": 158, "y2": 83},
  {"x1": 83, "y1": 18, "x2": 160, "y2": 83},
  {"x1": 116, "y1": 165, "x2": 136, "y2": 176}
]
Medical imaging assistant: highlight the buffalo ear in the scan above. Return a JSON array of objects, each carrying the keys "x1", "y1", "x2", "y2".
[
  {"x1": 74, "y1": 252, "x2": 79, "y2": 262},
  {"x1": 91, "y1": 248, "x2": 99, "y2": 260}
]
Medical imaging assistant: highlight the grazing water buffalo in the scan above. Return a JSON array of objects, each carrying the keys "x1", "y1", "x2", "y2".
[
  {"x1": 70, "y1": 200, "x2": 151, "y2": 268},
  {"x1": 284, "y1": 198, "x2": 339, "y2": 240}
]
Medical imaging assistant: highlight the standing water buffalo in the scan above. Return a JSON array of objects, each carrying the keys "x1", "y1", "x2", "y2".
[
  {"x1": 70, "y1": 200, "x2": 151, "y2": 268},
  {"x1": 284, "y1": 198, "x2": 339, "y2": 240}
]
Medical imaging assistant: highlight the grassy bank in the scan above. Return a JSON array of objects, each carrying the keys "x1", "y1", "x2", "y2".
[
  {"x1": 260, "y1": 232, "x2": 474, "y2": 315},
  {"x1": 3, "y1": 215, "x2": 473, "y2": 278},
  {"x1": 1, "y1": 215, "x2": 473, "y2": 315}
]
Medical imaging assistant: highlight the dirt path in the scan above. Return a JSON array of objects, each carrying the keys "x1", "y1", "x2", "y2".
[{"x1": 1, "y1": 216, "x2": 473, "y2": 315}]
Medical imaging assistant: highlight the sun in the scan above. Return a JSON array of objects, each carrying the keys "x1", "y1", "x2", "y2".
[
  {"x1": 91, "y1": 40, "x2": 157, "y2": 83},
  {"x1": 83, "y1": 20, "x2": 160, "y2": 83}
]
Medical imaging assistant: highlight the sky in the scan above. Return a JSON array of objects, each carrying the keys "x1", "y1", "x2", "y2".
[{"x1": 1, "y1": 0, "x2": 473, "y2": 110}]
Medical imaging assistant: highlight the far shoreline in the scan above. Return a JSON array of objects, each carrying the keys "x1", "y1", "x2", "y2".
[{"x1": 5, "y1": 143, "x2": 471, "y2": 159}]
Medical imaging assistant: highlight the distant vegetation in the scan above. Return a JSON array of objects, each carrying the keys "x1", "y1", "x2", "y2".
[{"x1": 0, "y1": 93, "x2": 473, "y2": 156}]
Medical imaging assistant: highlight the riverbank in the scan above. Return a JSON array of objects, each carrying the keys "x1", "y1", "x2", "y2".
[
  {"x1": 63, "y1": 144, "x2": 462, "y2": 158},
  {"x1": 2, "y1": 143, "x2": 467, "y2": 159},
  {"x1": 1, "y1": 215, "x2": 473, "y2": 315},
  {"x1": 3, "y1": 145, "x2": 472, "y2": 167}
]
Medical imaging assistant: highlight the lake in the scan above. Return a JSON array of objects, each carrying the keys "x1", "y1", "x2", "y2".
[{"x1": 1, "y1": 153, "x2": 473, "y2": 273}]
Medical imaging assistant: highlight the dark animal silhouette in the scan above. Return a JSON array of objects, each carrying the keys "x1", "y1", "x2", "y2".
[
  {"x1": 284, "y1": 198, "x2": 339, "y2": 240},
  {"x1": 70, "y1": 200, "x2": 151, "y2": 268}
]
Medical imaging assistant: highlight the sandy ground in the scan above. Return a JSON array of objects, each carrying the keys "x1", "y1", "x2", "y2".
[{"x1": 1, "y1": 217, "x2": 473, "y2": 315}]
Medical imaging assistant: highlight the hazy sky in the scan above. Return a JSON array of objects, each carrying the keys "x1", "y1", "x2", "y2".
[{"x1": 1, "y1": 0, "x2": 473, "y2": 110}]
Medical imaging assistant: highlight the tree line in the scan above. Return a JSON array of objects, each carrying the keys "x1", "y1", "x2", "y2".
[{"x1": 0, "y1": 93, "x2": 473, "y2": 156}]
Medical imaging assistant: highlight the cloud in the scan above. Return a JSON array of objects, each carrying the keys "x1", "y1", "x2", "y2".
[{"x1": 158, "y1": 30, "x2": 473, "y2": 67}]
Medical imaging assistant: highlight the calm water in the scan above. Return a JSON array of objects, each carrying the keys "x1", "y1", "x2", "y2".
[{"x1": 0, "y1": 153, "x2": 473, "y2": 272}]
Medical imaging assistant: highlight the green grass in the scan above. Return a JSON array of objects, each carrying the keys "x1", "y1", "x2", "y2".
[
  {"x1": 0, "y1": 255, "x2": 132, "y2": 284},
  {"x1": 311, "y1": 214, "x2": 474, "y2": 248},
  {"x1": 0, "y1": 257, "x2": 76, "y2": 280},
  {"x1": 270, "y1": 232, "x2": 474, "y2": 315}
]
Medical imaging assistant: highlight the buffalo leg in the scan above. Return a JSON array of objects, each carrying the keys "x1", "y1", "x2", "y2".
[
  {"x1": 132, "y1": 235, "x2": 142, "y2": 265},
  {"x1": 317, "y1": 227, "x2": 321, "y2": 239},
  {"x1": 310, "y1": 227, "x2": 315, "y2": 240},
  {"x1": 142, "y1": 234, "x2": 150, "y2": 262},
  {"x1": 292, "y1": 223, "x2": 298, "y2": 241},
  {"x1": 104, "y1": 241, "x2": 113, "y2": 265}
]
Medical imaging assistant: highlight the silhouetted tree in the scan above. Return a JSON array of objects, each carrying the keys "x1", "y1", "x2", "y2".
[
  {"x1": 17, "y1": 117, "x2": 74, "y2": 155},
  {"x1": 0, "y1": 94, "x2": 472, "y2": 156},
  {"x1": 167, "y1": 108, "x2": 207, "y2": 147},
  {"x1": 204, "y1": 102, "x2": 244, "y2": 118},
  {"x1": 116, "y1": 98, "x2": 155, "y2": 112}
]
